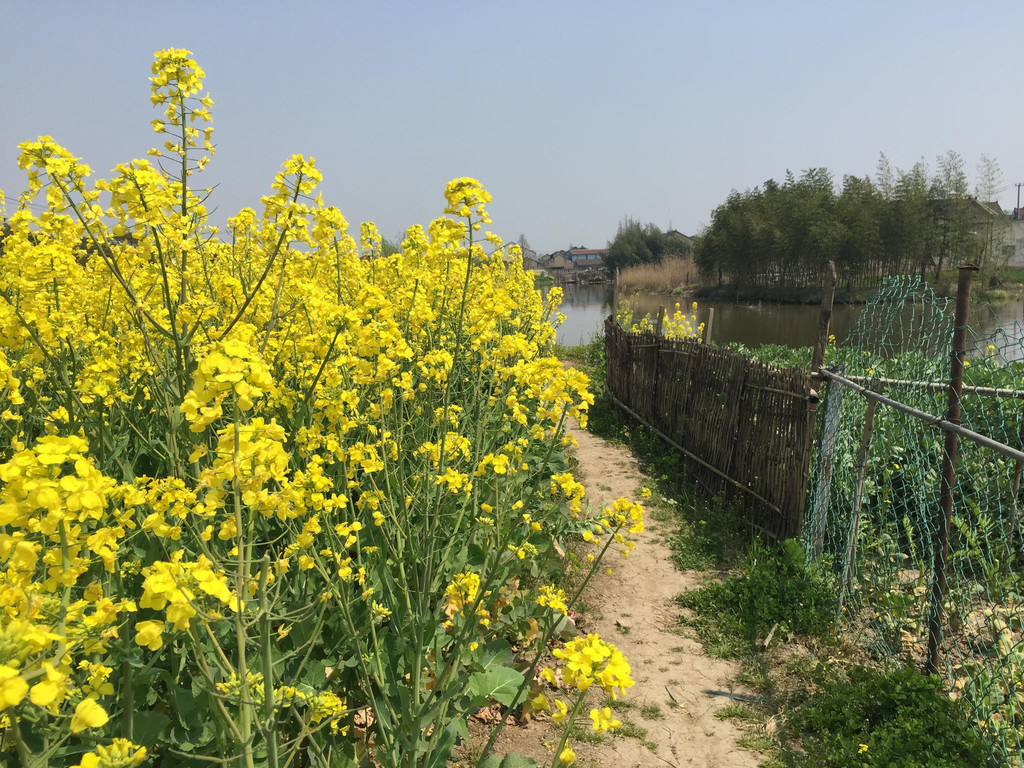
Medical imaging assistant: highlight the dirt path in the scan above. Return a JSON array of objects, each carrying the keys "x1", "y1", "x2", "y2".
[{"x1": 485, "y1": 420, "x2": 762, "y2": 768}]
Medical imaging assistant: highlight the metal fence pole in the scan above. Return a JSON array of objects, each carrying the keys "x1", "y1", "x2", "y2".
[{"x1": 925, "y1": 264, "x2": 977, "y2": 676}]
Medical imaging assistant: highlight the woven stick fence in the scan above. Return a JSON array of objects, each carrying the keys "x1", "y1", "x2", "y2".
[{"x1": 604, "y1": 315, "x2": 816, "y2": 541}]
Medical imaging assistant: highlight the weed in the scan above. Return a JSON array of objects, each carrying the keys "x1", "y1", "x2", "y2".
[
  {"x1": 603, "y1": 697, "x2": 635, "y2": 712},
  {"x1": 715, "y1": 703, "x2": 760, "y2": 723},
  {"x1": 789, "y1": 665, "x2": 997, "y2": 767},
  {"x1": 615, "y1": 720, "x2": 649, "y2": 740},
  {"x1": 569, "y1": 726, "x2": 606, "y2": 745},
  {"x1": 676, "y1": 538, "x2": 836, "y2": 657},
  {"x1": 640, "y1": 704, "x2": 663, "y2": 720},
  {"x1": 736, "y1": 733, "x2": 776, "y2": 754}
]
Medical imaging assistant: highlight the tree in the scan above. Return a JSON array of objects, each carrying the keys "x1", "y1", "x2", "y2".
[
  {"x1": 890, "y1": 160, "x2": 931, "y2": 276},
  {"x1": 605, "y1": 217, "x2": 665, "y2": 272},
  {"x1": 974, "y1": 155, "x2": 1010, "y2": 270},
  {"x1": 875, "y1": 152, "x2": 895, "y2": 200},
  {"x1": 930, "y1": 150, "x2": 976, "y2": 278},
  {"x1": 974, "y1": 154, "x2": 1005, "y2": 203}
]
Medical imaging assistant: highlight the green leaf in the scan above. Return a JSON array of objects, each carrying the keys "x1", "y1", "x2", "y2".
[
  {"x1": 468, "y1": 666, "x2": 524, "y2": 706},
  {"x1": 479, "y1": 754, "x2": 540, "y2": 768},
  {"x1": 478, "y1": 639, "x2": 513, "y2": 672},
  {"x1": 132, "y1": 710, "x2": 172, "y2": 746}
]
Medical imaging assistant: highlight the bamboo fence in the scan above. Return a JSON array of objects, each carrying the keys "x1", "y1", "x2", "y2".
[{"x1": 604, "y1": 316, "x2": 815, "y2": 541}]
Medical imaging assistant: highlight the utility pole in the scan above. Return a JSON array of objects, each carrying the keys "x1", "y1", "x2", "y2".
[{"x1": 1016, "y1": 182, "x2": 1023, "y2": 220}]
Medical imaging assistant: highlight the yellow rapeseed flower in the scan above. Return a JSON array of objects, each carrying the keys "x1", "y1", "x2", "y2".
[{"x1": 70, "y1": 697, "x2": 110, "y2": 733}]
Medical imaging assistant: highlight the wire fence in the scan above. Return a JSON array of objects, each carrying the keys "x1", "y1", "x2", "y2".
[{"x1": 806, "y1": 272, "x2": 1024, "y2": 765}]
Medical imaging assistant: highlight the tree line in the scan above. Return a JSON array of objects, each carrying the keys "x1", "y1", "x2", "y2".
[
  {"x1": 693, "y1": 152, "x2": 1009, "y2": 297},
  {"x1": 604, "y1": 217, "x2": 692, "y2": 273}
]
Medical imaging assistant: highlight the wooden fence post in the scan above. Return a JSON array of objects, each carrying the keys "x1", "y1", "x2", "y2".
[
  {"x1": 925, "y1": 264, "x2": 977, "y2": 676},
  {"x1": 812, "y1": 261, "x2": 838, "y2": 373},
  {"x1": 809, "y1": 366, "x2": 844, "y2": 559},
  {"x1": 704, "y1": 307, "x2": 715, "y2": 345}
]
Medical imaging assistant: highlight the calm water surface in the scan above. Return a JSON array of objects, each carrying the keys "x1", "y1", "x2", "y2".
[{"x1": 547, "y1": 284, "x2": 1024, "y2": 359}]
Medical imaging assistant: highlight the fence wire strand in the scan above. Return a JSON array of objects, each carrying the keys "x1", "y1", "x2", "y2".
[{"x1": 807, "y1": 275, "x2": 1024, "y2": 765}]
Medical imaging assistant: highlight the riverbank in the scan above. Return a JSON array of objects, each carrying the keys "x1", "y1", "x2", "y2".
[
  {"x1": 550, "y1": 277, "x2": 1024, "y2": 349},
  {"x1": 692, "y1": 267, "x2": 1024, "y2": 306}
]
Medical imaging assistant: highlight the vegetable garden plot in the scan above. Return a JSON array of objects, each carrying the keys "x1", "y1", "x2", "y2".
[{"x1": 807, "y1": 275, "x2": 1024, "y2": 766}]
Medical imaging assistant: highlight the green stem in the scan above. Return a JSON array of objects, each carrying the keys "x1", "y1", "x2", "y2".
[
  {"x1": 259, "y1": 557, "x2": 280, "y2": 768},
  {"x1": 10, "y1": 716, "x2": 31, "y2": 767},
  {"x1": 231, "y1": 411, "x2": 255, "y2": 768},
  {"x1": 549, "y1": 693, "x2": 589, "y2": 768}
]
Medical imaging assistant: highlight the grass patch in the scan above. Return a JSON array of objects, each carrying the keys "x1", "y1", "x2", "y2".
[
  {"x1": 603, "y1": 697, "x2": 635, "y2": 712},
  {"x1": 715, "y1": 703, "x2": 760, "y2": 723},
  {"x1": 676, "y1": 538, "x2": 836, "y2": 658},
  {"x1": 737, "y1": 733, "x2": 777, "y2": 755},
  {"x1": 569, "y1": 725, "x2": 606, "y2": 745},
  {"x1": 639, "y1": 704, "x2": 663, "y2": 720},
  {"x1": 614, "y1": 720, "x2": 648, "y2": 740}
]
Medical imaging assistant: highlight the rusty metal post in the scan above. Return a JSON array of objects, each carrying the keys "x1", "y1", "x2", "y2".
[
  {"x1": 925, "y1": 264, "x2": 977, "y2": 676},
  {"x1": 812, "y1": 261, "x2": 838, "y2": 373}
]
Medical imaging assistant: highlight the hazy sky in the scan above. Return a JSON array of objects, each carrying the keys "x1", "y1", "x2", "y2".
[{"x1": 1, "y1": 2, "x2": 1021, "y2": 255}]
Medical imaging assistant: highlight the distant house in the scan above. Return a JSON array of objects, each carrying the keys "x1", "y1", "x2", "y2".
[
  {"x1": 923, "y1": 198, "x2": 1011, "y2": 271},
  {"x1": 664, "y1": 229, "x2": 694, "y2": 254},
  {"x1": 567, "y1": 247, "x2": 608, "y2": 272},
  {"x1": 966, "y1": 199, "x2": 1011, "y2": 270},
  {"x1": 1006, "y1": 214, "x2": 1024, "y2": 268},
  {"x1": 544, "y1": 250, "x2": 574, "y2": 273},
  {"x1": 521, "y1": 252, "x2": 544, "y2": 271}
]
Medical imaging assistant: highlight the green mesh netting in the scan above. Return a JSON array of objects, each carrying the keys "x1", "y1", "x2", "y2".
[{"x1": 806, "y1": 274, "x2": 1024, "y2": 765}]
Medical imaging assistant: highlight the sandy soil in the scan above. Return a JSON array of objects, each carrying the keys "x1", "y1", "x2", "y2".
[{"x1": 474, "y1": 419, "x2": 763, "y2": 768}]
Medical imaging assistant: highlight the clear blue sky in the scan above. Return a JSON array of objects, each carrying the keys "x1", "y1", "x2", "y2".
[{"x1": 2, "y1": 2, "x2": 1021, "y2": 255}]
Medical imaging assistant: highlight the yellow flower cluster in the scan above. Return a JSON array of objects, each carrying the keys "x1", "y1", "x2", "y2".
[
  {"x1": 549, "y1": 634, "x2": 634, "y2": 699},
  {"x1": 138, "y1": 551, "x2": 240, "y2": 635},
  {"x1": 181, "y1": 339, "x2": 275, "y2": 429},
  {"x1": 580, "y1": 497, "x2": 645, "y2": 558},
  {"x1": 0, "y1": 49, "x2": 601, "y2": 764},
  {"x1": 444, "y1": 177, "x2": 493, "y2": 229},
  {"x1": 536, "y1": 584, "x2": 569, "y2": 615},
  {"x1": 74, "y1": 738, "x2": 147, "y2": 768},
  {"x1": 550, "y1": 472, "x2": 586, "y2": 516},
  {"x1": 616, "y1": 298, "x2": 705, "y2": 342},
  {"x1": 661, "y1": 301, "x2": 705, "y2": 341}
]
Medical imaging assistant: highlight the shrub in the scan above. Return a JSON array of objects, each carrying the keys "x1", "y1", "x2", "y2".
[
  {"x1": 789, "y1": 666, "x2": 996, "y2": 767},
  {"x1": 677, "y1": 538, "x2": 835, "y2": 656}
]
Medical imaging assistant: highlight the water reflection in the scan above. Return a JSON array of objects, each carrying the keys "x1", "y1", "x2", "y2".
[
  {"x1": 545, "y1": 284, "x2": 614, "y2": 346},
  {"x1": 548, "y1": 283, "x2": 1024, "y2": 360}
]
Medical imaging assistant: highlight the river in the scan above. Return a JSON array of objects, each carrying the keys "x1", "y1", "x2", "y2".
[{"x1": 547, "y1": 283, "x2": 1024, "y2": 359}]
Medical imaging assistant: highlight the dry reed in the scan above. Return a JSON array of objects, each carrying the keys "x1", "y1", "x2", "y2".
[{"x1": 618, "y1": 257, "x2": 697, "y2": 292}]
